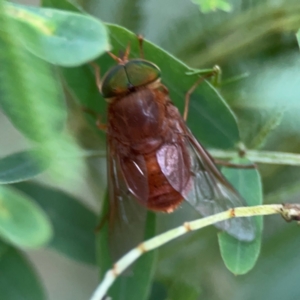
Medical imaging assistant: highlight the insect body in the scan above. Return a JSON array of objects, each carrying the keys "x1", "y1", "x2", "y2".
[
  {"x1": 95, "y1": 43, "x2": 255, "y2": 258},
  {"x1": 103, "y1": 61, "x2": 190, "y2": 213}
]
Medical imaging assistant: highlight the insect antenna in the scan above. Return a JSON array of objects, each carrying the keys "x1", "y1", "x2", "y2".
[
  {"x1": 122, "y1": 42, "x2": 131, "y2": 62},
  {"x1": 184, "y1": 69, "x2": 219, "y2": 121},
  {"x1": 137, "y1": 34, "x2": 144, "y2": 58},
  {"x1": 107, "y1": 51, "x2": 123, "y2": 64}
]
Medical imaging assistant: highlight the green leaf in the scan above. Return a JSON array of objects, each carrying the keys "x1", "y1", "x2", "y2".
[
  {"x1": 0, "y1": 241, "x2": 46, "y2": 300},
  {"x1": 0, "y1": 9, "x2": 66, "y2": 143},
  {"x1": 96, "y1": 192, "x2": 157, "y2": 300},
  {"x1": 38, "y1": 0, "x2": 239, "y2": 149},
  {"x1": 65, "y1": 24, "x2": 240, "y2": 149},
  {"x1": 0, "y1": 5, "x2": 86, "y2": 183},
  {"x1": 237, "y1": 225, "x2": 300, "y2": 300},
  {"x1": 13, "y1": 182, "x2": 98, "y2": 265},
  {"x1": 0, "y1": 186, "x2": 53, "y2": 248},
  {"x1": 6, "y1": 2, "x2": 110, "y2": 66},
  {"x1": 0, "y1": 150, "x2": 49, "y2": 184},
  {"x1": 39, "y1": 0, "x2": 107, "y2": 140},
  {"x1": 39, "y1": 0, "x2": 240, "y2": 149},
  {"x1": 218, "y1": 157, "x2": 263, "y2": 275}
]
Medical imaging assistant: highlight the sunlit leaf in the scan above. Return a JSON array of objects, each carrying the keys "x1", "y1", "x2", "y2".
[
  {"x1": 0, "y1": 5, "x2": 86, "y2": 183},
  {"x1": 0, "y1": 11, "x2": 66, "y2": 143},
  {"x1": 6, "y1": 2, "x2": 110, "y2": 66}
]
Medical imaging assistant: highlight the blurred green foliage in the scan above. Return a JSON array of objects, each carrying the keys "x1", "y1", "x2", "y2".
[
  {"x1": 1, "y1": 0, "x2": 300, "y2": 300},
  {"x1": 191, "y1": 0, "x2": 232, "y2": 13}
]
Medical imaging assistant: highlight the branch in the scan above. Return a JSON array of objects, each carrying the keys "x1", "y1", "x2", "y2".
[
  {"x1": 80, "y1": 149, "x2": 300, "y2": 166},
  {"x1": 209, "y1": 149, "x2": 300, "y2": 166},
  {"x1": 90, "y1": 204, "x2": 300, "y2": 300}
]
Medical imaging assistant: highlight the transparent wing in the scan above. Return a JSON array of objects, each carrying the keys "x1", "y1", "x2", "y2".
[
  {"x1": 158, "y1": 118, "x2": 255, "y2": 241},
  {"x1": 183, "y1": 129, "x2": 255, "y2": 241},
  {"x1": 107, "y1": 138, "x2": 148, "y2": 260}
]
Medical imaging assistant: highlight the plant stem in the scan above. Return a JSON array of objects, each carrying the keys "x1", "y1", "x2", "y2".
[
  {"x1": 81, "y1": 149, "x2": 300, "y2": 166},
  {"x1": 210, "y1": 149, "x2": 300, "y2": 166},
  {"x1": 90, "y1": 203, "x2": 300, "y2": 300}
]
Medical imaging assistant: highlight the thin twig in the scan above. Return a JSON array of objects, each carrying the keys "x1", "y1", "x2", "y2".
[
  {"x1": 80, "y1": 149, "x2": 300, "y2": 166},
  {"x1": 209, "y1": 149, "x2": 300, "y2": 166},
  {"x1": 90, "y1": 203, "x2": 300, "y2": 300}
]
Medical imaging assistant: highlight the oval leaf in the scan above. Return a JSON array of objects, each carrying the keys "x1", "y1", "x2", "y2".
[
  {"x1": 106, "y1": 25, "x2": 240, "y2": 148},
  {"x1": 6, "y1": 3, "x2": 110, "y2": 66},
  {"x1": 0, "y1": 7, "x2": 84, "y2": 183},
  {"x1": 13, "y1": 182, "x2": 98, "y2": 265},
  {"x1": 218, "y1": 157, "x2": 263, "y2": 275},
  {"x1": 0, "y1": 186, "x2": 53, "y2": 248},
  {"x1": 0, "y1": 150, "x2": 49, "y2": 184},
  {"x1": 0, "y1": 10, "x2": 66, "y2": 143},
  {"x1": 0, "y1": 241, "x2": 46, "y2": 300},
  {"x1": 61, "y1": 24, "x2": 240, "y2": 149}
]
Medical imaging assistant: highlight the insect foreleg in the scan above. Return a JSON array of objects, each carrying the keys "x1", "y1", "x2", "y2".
[
  {"x1": 89, "y1": 62, "x2": 102, "y2": 92},
  {"x1": 183, "y1": 65, "x2": 221, "y2": 121}
]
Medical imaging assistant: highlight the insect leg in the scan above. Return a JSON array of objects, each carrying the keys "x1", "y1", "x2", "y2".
[
  {"x1": 89, "y1": 62, "x2": 102, "y2": 92},
  {"x1": 81, "y1": 107, "x2": 107, "y2": 131},
  {"x1": 94, "y1": 211, "x2": 109, "y2": 233},
  {"x1": 96, "y1": 119, "x2": 107, "y2": 131},
  {"x1": 183, "y1": 66, "x2": 220, "y2": 121}
]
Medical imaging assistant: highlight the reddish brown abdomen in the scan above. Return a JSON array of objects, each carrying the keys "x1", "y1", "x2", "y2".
[{"x1": 145, "y1": 152, "x2": 184, "y2": 212}]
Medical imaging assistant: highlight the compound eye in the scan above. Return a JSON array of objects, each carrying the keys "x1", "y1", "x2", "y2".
[
  {"x1": 125, "y1": 59, "x2": 161, "y2": 88},
  {"x1": 101, "y1": 65, "x2": 129, "y2": 98}
]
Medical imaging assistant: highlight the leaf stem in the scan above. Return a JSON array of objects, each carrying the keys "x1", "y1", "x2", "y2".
[{"x1": 90, "y1": 203, "x2": 300, "y2": 300}]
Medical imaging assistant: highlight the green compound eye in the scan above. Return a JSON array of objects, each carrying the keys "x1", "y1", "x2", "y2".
[
  {"x1": 101, "y1": 59, "x2": 161, "y2": 98},
  {"x1": 101, "y1": 65, "x2": 129, "y2": 98},
  {"x1": 125, "y1": 59, "x2": 161, "y2": 87}
]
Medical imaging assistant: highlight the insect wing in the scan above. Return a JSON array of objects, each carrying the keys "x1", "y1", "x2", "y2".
[
  {"x1": 156, "y1": 140, "x2": 190, "y2": 194},
  {"x1": 183, "y1": 128, "x2": 255, "y2": 241},
  {"x1": 107, "y1": 138, "x2": 148, "y2": 260},
  {"x1": 157, "y1": 118, "x2": 255, "y2": 241}
]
